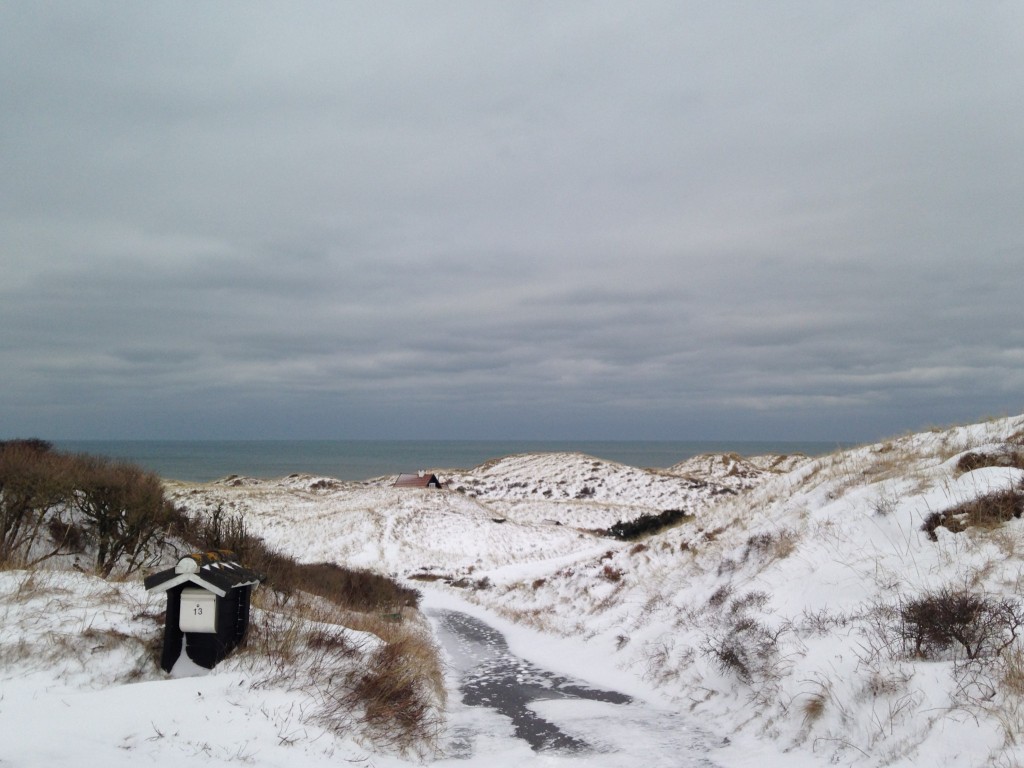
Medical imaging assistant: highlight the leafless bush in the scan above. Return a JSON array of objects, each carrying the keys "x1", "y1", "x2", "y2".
[
  {"x1": 900, "y1": 587, "x2": 1024, "y2": 660},
  {"x1": 707, "y1": 584, "x2": 734, "y2": 608},
  {"x1": 0, "y1": 440, "x2": 78, "y2": 567},
  {"x1": 729, "y1": 590, "x2": 770, "y2": 615},
  {"x1": 1, "y1": 441, "x2": 180, "y2": 576},
  {"x1": 71, "y1": 455, "x2": 179, "y2": 577},
  {"x1": 742, "y1": 529, "x2": 797, "y2": 563},
  {"x1": 701, "y1": 588, "x2": 782, "y2": 684},
  {"x1": 701, "y1": 615, "x2": 783, "y2": 684},
  {"x1": 601, "y1": 564, "x2": 623, "y2": 582},
  {"x1": 799, "y1": 607, "x2": 851, "y2": 635},
  {"x1": 871, "y1": 493, "x2": 899, "y2": 517}
]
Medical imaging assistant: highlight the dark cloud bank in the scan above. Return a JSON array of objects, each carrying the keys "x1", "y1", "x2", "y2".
[{"x1": 2, "y1": 2, "x2": 1022, "y2": 441}]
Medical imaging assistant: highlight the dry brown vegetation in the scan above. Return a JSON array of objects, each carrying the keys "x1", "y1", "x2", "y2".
[
  {"x1": 956, "y1": 450, "x2": 1024, "y2": 476},
  {"x1": 0, "y1": 439, "x2": 178, "y2": 575},
  {"x1": 239, "y1": 590, "x2": 445, "y2": 757},
  {"x1": 922, "y1": 481, "x2": 1024, "y2": 541},
  {"x1": 1, "y1": 440, "x2": 446, "y2": 757},
  {"x1": 174, "y1": 502, "x2": 445, "y2": 755},
  {"x1": 899, "y1": 587, "x2": 1024, "y2": 661}
]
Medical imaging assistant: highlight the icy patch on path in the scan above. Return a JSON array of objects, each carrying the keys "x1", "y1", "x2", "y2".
[{"x1": 427, "y1": 604, "x2": 720, "y2": 766}]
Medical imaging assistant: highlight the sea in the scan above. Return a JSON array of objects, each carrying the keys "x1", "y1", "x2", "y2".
[{"x1": 52, "y1": 439, "x2": 843, "y2": 483}]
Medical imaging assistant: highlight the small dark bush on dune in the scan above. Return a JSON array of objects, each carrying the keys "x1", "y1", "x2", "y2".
[
  {"x1": 956, "y1": 449, "x2": 1024, "y2": 475},
  {"x1": 603, "y1": 509, "x2": 692, "y2": 541},
  {"x1": 701, "y1": 590, "x2": 781, "y2": 684},
  {"x1": 922, "y1": 481, "x2": 1024, "y2": 541},
  {"x1": 900, "y1": 587, "x2": 1024, "y2": 660}
]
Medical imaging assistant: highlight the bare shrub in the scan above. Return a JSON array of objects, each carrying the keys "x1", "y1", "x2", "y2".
[
  {"x1": 703, "y1": 525, "x2": 726, "y2": 542},
  {"x1": 729, "y1": 590, "x2": 770, "y2": 615},
  {"x1": 601, "y1": 564, "x2": 623, "y2": 582},
  {"x1": 1, "y1": 441, "x2": 182, "y2": 575},
  {"x1": 742, "y1": 529, "x2": 798, "y2": 564},
  {"x1": 702, "y1": 589, "x2": 782, "y2": 684},
  {"x1": 193, "y1": 502, "x2": 251, "y2": 553},
  {"x1": 701, "y1": 615, "x2": 782, "y2": 684},
  {"x1": 71, "y1": 456, "x2": 179, "y2": 577},
  {"x1": 707, "y1": 584, "x2": 734, "y2": 608},
  {"x1": 871, "y1": 493, "x2": 899, "y2": 517},
  {"x1": 799, "y1": 607, "x2": 851, "y2": 635},
  {"x1": 0, "y1": 440, "x2": 77, "y2": 567},
  {"x1": 900, "y1": 588, "x2": 1024, "y2": 660}
]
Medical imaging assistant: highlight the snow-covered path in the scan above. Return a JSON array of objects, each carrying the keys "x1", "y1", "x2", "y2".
[{"x1": 423, "y1": 592, "x2": 721, "y2": 767}]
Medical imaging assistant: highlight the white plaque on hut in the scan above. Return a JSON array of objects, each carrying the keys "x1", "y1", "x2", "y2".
[{"x1": 179, "y1": 588, "x2": 217, "y2": 633}]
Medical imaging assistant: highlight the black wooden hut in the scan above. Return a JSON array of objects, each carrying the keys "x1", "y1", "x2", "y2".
[{"x1": 144, "y1": 550, "x2": 262, "y2": 672}]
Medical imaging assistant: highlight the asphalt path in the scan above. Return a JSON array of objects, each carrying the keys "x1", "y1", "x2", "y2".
[{"x1": 429, "y1": 607, "x2": 721, "y2": 765}]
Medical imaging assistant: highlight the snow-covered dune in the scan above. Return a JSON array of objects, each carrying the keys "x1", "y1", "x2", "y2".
[
  {"x1": 9, "y1": 415, "x2": 1024, "y2": 767},
  {"x1": 168, "y1": 415, "x2": 1024, "y2": 767}
]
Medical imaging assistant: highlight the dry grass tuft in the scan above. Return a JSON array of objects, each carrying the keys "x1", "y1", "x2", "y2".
[
  {"x1": 742, "y1": 529, "x2": 798, "y2": 564},
  {"x1": 239, "y1": 589, "x2": 445, "y2": 757},
  {"x1": 1000, "y1": 646, "x2": 1024, "y2": 697},
  {"x1": 802, "y1": 692, "x2": 827, "y2": 724},
  {"x1": 319, "y1": 623, "x2": 446, "y2": 757},
  {"x1": 956, "y1": 450, "x2": 1024, "y2": 476},
  {"x1": 922, "y1": 482, "x2": 1024, "y2": 541}
]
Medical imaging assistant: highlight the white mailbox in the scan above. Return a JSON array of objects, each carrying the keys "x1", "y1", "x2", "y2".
[{"x1": 179, "y1": 587, "x2": 218, "y2": 633}]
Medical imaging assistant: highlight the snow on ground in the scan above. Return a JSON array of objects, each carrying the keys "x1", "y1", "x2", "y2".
[
  {"x1": 165, "y1": 451, "x2": 738, "y2": 577},
  {"x1": 0, "y1": 567, "x2": 419, "y2": 767},
  {"x1": 8, "y1": 417, "x2": 1024, "y2": 766},
  {"x1": 450, "y1": 416, "x2": 1024, "y2": 768}
]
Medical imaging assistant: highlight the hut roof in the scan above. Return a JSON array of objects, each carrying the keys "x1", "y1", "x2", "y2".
[
  {"x1": 144, "y1": 550, "x2": 262, "y2": 597},
  {"x1": 394, "y1": 472, "x2": 443, "y2": 488}
]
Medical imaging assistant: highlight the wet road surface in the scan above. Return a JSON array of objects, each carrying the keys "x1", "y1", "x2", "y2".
[{"x1": 429, "y1": 608, "x2": 721, "y2": 765}]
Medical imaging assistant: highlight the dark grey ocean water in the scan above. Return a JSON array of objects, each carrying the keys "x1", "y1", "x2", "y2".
[{"x1": 53, "y1": 439, "x2": 843, "y2": 483}]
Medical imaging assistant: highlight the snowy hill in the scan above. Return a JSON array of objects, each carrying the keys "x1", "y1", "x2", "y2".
[
  {"x1": 165, "y1": 450, "x2": 748, "y2": 577},
  {"x1": 666, "y1": 451, "x2": 813, "y2": 491},
  {"x1": 451, "y1": 416, "x2": 1024, "y2": 767},
  {"x1": 7, "y1": 416, "x2": 1024, "y2": 766}
]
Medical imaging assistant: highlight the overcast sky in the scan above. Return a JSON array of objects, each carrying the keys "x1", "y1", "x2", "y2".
[{"x1": 2, "y1": 2, "x2": 1022, "y2": 442}]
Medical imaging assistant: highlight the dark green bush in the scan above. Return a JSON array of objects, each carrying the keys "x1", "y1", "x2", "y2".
[{"x1": 603, "y1": 509, "x2": 692, "y2": 540}]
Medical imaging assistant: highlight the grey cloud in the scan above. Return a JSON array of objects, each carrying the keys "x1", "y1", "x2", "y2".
[{"x1": 2, "y1": 2, "x2": 1022, "y2": 441}]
